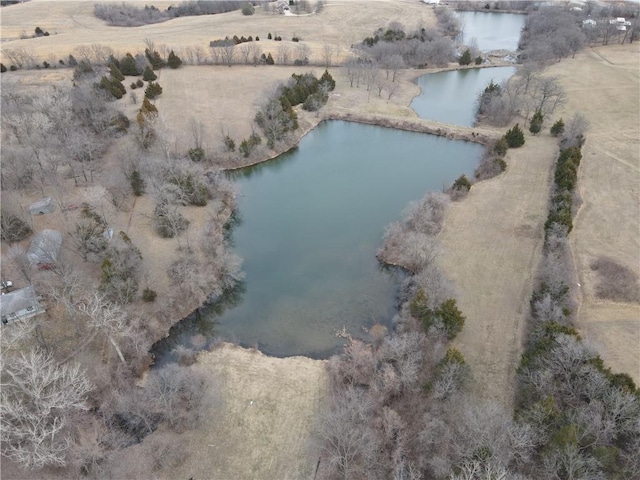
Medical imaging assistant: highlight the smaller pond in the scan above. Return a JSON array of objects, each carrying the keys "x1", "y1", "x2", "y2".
[
  {"x1": 411, "y1": 66, "x2": 516, "y2": 127},
  {"x1": 456, "y1": 11, "x2": 525, "y2": 52}
]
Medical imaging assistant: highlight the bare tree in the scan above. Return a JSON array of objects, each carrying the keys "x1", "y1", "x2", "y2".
[
  {"x1": 295, "y1": 43, "x2": 311, "y2": 64},
  {"x1": 319, "y1": 387, "x2": 378, "y2": 479},
  {"x1": 220, "y1": 42, "x2": 236, "y2": 67},
  {"x1": 1, "y1": 350, "x2": 93, "y2": 469},
  {"x1": 277, "y1": 44, "x2": 292, "y2": 65},
  {"x1": 77, "y1": 293, "x2": 135, "y2": 364},
  {"x1": 323, "y1": 43, "x2": 335, "y2": 67}
]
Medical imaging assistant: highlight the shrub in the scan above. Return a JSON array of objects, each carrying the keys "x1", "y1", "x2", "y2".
[
  {"x1": 255, "y1": 36, "x2": 260, "y2": 41},
  {"x1": 130, "y1": 82, "x2": 138, "y2": 89},
  {"x1": 1, "y1": 63, "x2": 6, "y2": 73},
  {"x1": 529, "y1": 109, "x2": 544, "y2": 135},
  {"x1": 167, "y1": 50, "x2": 182, "y2": 69},
  {"x1": 142, "y1": 65, "x2": 157, "y2": 81},
  {"x1": 239, "y1": 133, "x2": 262, "y2": 157},
  {"x1": 223, "y1": 135, "x2": 236, "y2": 152},
  {"x1": 475, "y1": 55, "x2": 482, "y2": 65},
  {"x1": 153, "y1": 202, "x2": 190, "y2": 238},
  {"x1": 550, "y1": 118, "x2": 565, "y2": 137},
  {"x1": 458, "y1": 48, "x2": 472, "y2": 66},
  {"x1": 144, "y1": 81, "x2": 163, "y2": 99},
  {"x1": 188, "y1": 147, "x2": 205, "y2": 162},
  {"x1": 130, "y1": 169, "x2": 145, "y2": 196},
  {"x1": 292, "y1": 36, "x2": 299, "y2": 42},
  {"x1": 98, "y1": 75, "x2": 126, "y2": 99},
  {"x1": 452, "y1": 174, "x2": 471, "y2": 191},
  {"x1": 0, "y1": 210, "x2": 32, "y2": 242},
  {"x1": 142, "y1": 288, "x2": 157, "y2": 302},
  {"x1": 504, "y1": 123, "x2": 525, "y2": 148},
  {"x1": 491, "y1": 137, "x2": 508, "y2": 156},
  {"x1": 241, "y1": 2, "x2": 255, "y2": 15},
  {"x1": 136, "y1": 79, "x2": 144, "y2": 87},
  {"x1": 268, "y1": 32, "x2": 272, "y2": 39},
  {"x1": 10, "y1": 65, "x2": 17, "y2": 72},
  {"x1": 474, "y1": 156, "x2": 506, "y2": 181},
  {"x1": 436, "y1": 299, "x2": 466, "y2": 339},
  {"x1": 168, "y1": 172, "x2": 210, "y2": 206},
  {"x1": 43, "y1": 61, "x2": 50, "y2": 69}
]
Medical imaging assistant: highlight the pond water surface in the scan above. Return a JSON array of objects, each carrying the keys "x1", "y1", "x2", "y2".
[
  {"x1": 456, "y1": 11, "x2": 525, "y2": 52},
  {"x1": 411, "y1": 66, "x2": 516, "y2": 127},
  {"x1": 154, "y1": 121, "x2": 483, "y2": 359}
]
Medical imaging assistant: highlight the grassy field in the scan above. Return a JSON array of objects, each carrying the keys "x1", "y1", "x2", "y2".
[
  {"x1": 545, "y1": 44, "x2": 640, "y2": 383},
  {"x1": 0, "y1": 0, "x2": 435, "y2": 65}
]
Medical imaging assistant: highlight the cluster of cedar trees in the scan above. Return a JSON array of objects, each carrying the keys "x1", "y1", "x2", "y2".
[{"x1": 97, "y1": 48, "x2": 182, "y2": 100}]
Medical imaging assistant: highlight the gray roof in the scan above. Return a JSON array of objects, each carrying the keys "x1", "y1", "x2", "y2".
[
  {"x1": 27, "y1": 229, "x2": 62, "y2": 265},
  {"x1": 1, "y1": 286, "x2": 45, "y2": 324}
]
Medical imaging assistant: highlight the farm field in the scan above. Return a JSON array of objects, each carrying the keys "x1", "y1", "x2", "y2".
[{"x1": 0, "y1": 0, "x2": 435, "y2": 65}]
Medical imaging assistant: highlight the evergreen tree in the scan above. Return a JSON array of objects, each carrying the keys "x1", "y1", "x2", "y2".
[
  {"x1": 137, "y1": 97, "x2": 158, "y2": 126},
  {"x1": 130, "y1": 170, "x2": 145, "y2": 196},
  {"x1": 144, "y1": 81, "x2": 163, "y2": 99},
  {"x1": 268, "y1": 32, "x2": 273, "y2": 40},
  {"x1": 459, "y1": 48, "x2": 472, "y2": 66},
  {"x1": 142, "y1": 65, "x2": 157, "y2": 81},
  {"x1": 504, "y1": 123, "x2": 525, "y2": 148},
  {"x1": 529, "y1": 109, "x2": 544, "y2": 135},
  {"x1": 0, "y1": 64, "x2": 6, "y2": 73},
  {"x1": 119, "y1": 53, "x2": 139, "y2": 76},
  {"x1": 266, "y1": 52, "x2": 275, "y2": 65},
  {"x1": 109, "y1": 62, "x2": 124, "y2": 81},
  {"x1": 550, "y1": 118, "x2": 565, "y2": 137},
  {"x1": 98, "y1": 76, "x2": 125, "y2": 99},
  {"x1": 145, "y1": 48, "x2": 164, "y2": 70},
  {"x1": 452, "y1": 174, "x2": 472, "y2": 191},
  {"x1": 320, "y1": 69, "x2": 336, "y2": 91},
  {"x1": 167, "y1": 50, "x2": 183, "y2": 69}
]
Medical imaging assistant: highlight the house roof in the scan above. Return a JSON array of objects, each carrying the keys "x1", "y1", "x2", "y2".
[{"x1": 0, "y1": 286, "x2": 45, "y2": 324}]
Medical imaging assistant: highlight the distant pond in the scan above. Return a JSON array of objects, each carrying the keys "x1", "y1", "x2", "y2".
[
  {"x1": 411, "y1": 66, "x2": 516, "y2": 127},
  {"x1": 153, "y1": 121, "x2": 483, "y2": 360},
  {"x1": 456, "y1": 11, "x2": 526, "y2": 52}
]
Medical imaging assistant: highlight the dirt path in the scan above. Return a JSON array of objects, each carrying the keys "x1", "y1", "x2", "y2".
[{"x1": 438, "y1": 135, "x2": 558, "y2": 408}]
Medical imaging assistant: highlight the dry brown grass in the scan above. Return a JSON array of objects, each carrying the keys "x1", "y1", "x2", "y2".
[
  {"x1": 1, "y1": 0, "x2": 436, "y2": 65},
  {"x1": 438, "y1": 134, "x2": 558, "y2": 408},
  {"x1": 156, "y1": 344, "x2": 326, "y2": 480},
  {"x1": 543, "y1": 44, "x2": 640, "y2": 383}
]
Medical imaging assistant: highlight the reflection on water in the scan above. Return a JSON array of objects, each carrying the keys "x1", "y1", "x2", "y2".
[
  {"x1": 456, "y1": 11, "x2": 525, "y2": 52},
  {"x1": 411, "y1": 66, "x2": 516, "y2": 127},
  {"x1": 152, "y1": 121, "x2": 483, "y2": 360}
]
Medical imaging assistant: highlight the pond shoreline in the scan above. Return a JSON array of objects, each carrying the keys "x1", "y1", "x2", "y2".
[{"x1": 152, "y1": 62, "x2": 511, "y2": 362}]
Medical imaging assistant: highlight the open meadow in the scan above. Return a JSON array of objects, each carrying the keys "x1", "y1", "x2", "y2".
[{"x1": 546, "y1": 44, "x2": 640, "y2": 382}]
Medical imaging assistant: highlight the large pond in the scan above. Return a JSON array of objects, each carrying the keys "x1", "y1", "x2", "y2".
[
  {"x1": 411, "y1": 66, "x2": 516, "y2": 126},
  {"x1": 155, "y1": 121, "x2": 483, "y2": 359},
  {"x1": 456, "y1": 11, "x2": 525, "y2": 52}
]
